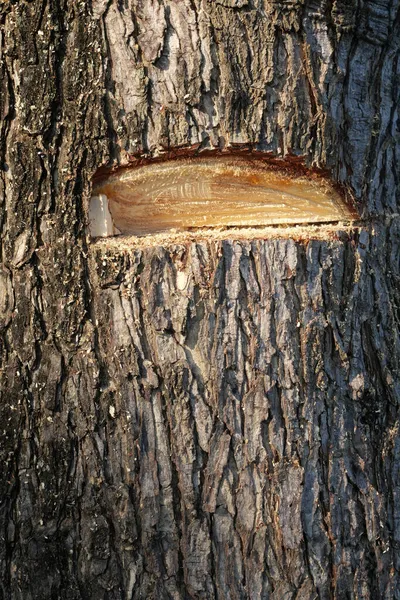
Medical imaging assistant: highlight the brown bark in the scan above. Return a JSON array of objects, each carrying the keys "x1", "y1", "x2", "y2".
[{"x1": 0, "y1": 1, "x2": 399, "y2": 598}]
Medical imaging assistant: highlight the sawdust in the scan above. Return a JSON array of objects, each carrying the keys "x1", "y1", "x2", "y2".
[{"x1": 91, "y1": 220, "x2": 360, "y2": 251}]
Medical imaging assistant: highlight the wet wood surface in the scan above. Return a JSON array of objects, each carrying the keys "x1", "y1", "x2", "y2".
[{"x1": 93, "y1": 156, "x2": 355, "y2": 235}]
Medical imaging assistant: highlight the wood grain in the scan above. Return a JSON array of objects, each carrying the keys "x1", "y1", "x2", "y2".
[{"x1": 93, "y1": 156, "x2": 355, "y2": 235}]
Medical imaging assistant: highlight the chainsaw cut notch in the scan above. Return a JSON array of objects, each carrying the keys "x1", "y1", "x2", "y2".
[{"x1": 89, "y1": 154, "x2": 357, "y2": 237}]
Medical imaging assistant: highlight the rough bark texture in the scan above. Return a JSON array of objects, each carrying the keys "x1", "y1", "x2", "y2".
[{"x1": 0, "y1": 1, "x2": 399, "y2": 598}]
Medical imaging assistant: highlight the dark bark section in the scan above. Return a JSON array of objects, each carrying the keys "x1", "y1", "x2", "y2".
[
  {"x1": 85, "y1": 223, "x2": 400, "y2": 600},
  {"x1": 0, "y1": 1, "x2": 399, "y2": 599}
]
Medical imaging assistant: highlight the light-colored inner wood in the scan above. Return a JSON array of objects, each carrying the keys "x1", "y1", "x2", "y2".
[{"x1": 92, "y1": 157, "x2": 354, "y2": 236}]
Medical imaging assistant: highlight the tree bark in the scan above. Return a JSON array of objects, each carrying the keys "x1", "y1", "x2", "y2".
[{"x1": 0, "y1": 1, "x2": 399, "y2": 598}]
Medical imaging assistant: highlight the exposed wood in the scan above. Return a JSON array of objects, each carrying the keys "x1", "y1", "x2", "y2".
[
  {"x1": 91, "y1": 155, "x2": 356, "y2": 235},
  {"x1": 0, "y1": 0, "x2": 399, "y2": 599}
]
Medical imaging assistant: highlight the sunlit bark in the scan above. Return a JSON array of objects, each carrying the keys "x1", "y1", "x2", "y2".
[{"x1": 0, "y1": 1, "x2": 399, "y2": 598}]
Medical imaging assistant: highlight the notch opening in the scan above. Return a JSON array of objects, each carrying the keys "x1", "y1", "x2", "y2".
[{"x1": 89, "y1": 153, "x2": 357, "y2": 238}]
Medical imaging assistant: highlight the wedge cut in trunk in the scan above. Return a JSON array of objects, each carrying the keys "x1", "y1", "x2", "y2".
[{"x1": 91, "y1": 155, "x2": 356, "y2": 236}]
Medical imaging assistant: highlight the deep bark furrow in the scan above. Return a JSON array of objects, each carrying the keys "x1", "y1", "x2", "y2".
[{"x1": 60, "y1": 222, "x2": 398, "y2": 598}]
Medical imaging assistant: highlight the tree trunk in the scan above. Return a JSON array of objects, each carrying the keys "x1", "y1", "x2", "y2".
[{"x1": 1, "y1": 1, "x2": 399, "y2": 598}]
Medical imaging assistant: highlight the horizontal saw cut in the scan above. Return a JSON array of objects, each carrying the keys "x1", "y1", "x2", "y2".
[{"x1": 90, "y1": 155, "x2": 356, "y2": 237}]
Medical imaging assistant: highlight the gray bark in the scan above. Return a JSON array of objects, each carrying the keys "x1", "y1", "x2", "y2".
[{"x1": 0, "y1": 1, "x2": 399, "y2": 598}]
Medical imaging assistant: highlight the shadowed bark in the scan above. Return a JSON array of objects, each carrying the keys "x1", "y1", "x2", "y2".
[{"x1": 0, "y1": 1, "x2": 399, "y2": 598}]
